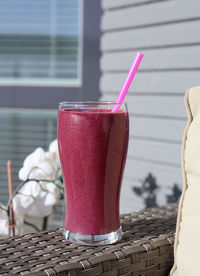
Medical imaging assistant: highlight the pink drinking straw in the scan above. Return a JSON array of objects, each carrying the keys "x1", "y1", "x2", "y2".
[{"x1": 112, "y1": 52, "x2": 143, "y2": 112}]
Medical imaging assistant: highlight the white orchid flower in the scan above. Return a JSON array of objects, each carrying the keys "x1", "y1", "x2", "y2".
[
  {"x1": 49, "y1": 139, "x2": 59, "y2": 155},
  {"x1": 14, "y1": 142, "x2": 62, "y2": 218},
  {"x1": 49, "y1": 139, "x2": 61, "y2": 168},
  {"x1": 19, "y1": 148, "x2": 44, "y2": 181},
  {"x1": 1, "y1": 139, "x2": 63, "y2": 237},
  {"x1": 13, "y1": 180, "x2": 59, "y2": 217}
]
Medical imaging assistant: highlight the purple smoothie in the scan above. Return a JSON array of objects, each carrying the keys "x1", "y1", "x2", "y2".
[{"x1": 58, "y1": 107, "x2": 129, "y2": 235}]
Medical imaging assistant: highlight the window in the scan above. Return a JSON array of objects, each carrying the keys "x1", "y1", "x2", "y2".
[
  {"x1": 0, "y1": 109, "x2": 57, "y2": 205},
  {"x1": 0, "y1": 0, "x2": 82, "y2": 86}
]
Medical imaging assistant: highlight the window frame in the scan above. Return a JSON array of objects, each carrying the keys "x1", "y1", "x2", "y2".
[
  {"x1": 0, "y1": 0, "x2": 100, "y2": 109},
  {"x1": 0, "y1": 0, "x2": 83, "y2": 87}
]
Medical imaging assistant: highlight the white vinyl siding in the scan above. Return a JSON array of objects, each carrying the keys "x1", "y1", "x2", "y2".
[{"x1": 100, "y1": 0, "x2": 200, "y2": 213}]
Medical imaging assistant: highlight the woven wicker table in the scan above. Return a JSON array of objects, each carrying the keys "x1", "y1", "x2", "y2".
[{"x1": 0, "y1": 204, "x2": 177, "y2": 276}]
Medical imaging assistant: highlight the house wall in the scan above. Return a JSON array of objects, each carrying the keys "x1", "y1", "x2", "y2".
[{"x1": 100, "y1": 0, "x2": 200, "y2": 213}]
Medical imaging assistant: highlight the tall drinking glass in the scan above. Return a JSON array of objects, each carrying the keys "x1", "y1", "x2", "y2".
[{"x1": 57, "y1": 102, "x2": 129, "y2": 245}]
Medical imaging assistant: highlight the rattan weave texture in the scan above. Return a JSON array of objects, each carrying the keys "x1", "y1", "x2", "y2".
[{"x1": 0, "y1": 204, "x2": 177, "y2": 276}]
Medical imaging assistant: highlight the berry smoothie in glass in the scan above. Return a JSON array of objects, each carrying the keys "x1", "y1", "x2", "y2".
[{"x1": 57, "y1": 102, "x2": 129, "y2": 245}]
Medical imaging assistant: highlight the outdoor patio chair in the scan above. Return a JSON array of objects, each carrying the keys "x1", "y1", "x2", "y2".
[{"x1": 0, "y1": 204, "x2": 177, "y2": 275}]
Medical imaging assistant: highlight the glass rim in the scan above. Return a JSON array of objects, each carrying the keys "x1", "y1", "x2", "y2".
[{"x1": 59, "y1": 101, "x2": 127, "y2": 109}]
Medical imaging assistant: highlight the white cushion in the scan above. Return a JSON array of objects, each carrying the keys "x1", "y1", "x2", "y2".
[{"x1": 171, "y1": 86, "x2": 200, "y2": 276}]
